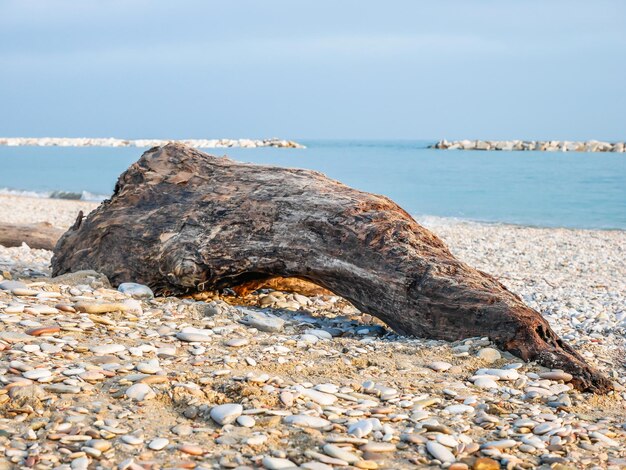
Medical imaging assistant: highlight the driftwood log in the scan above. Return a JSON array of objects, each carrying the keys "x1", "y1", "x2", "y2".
[
  {"x1": 52, "y1": 143, "x2": 612, "y2": 393},
  {"x1": 0, "y1": 222, "x2": 64, "y2": 250}
]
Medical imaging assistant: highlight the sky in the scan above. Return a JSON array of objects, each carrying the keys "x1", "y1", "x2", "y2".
[{"x1": 1, "y1": 0, "x2": 625, "y2": 141}]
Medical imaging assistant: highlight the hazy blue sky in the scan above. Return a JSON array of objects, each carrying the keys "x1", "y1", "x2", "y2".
[{"x1": 1, "y1": 1, "x2": 625, "y2": 140}]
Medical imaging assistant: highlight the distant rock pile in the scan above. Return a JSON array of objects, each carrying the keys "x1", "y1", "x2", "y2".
[
  {"x1": 0, "y1": 137, "x2": 305, "y2": 149},
  {"x1": 431, "y1": 139, "x2": 625, "y2": 152}
]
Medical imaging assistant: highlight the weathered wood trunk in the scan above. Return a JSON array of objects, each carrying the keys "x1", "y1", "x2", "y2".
[
  {"x1": 52, "y1": 143, "x2": 612, "y2": 393},
  {"x1": 0, "y1": 222, "x2": 64, "y2": 250}
]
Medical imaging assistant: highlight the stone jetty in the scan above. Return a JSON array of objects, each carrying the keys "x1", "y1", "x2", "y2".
[
  {"x1": 0, "y1": 137, "x2": 305, "y2": 149},
  {"x1": 431, "y1": 139, "x2": 625, "y2": 152}
]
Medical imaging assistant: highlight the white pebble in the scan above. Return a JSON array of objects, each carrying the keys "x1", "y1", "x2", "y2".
[
  {"x1": 210, "y1": 403, "x2": 243, "y2": 425},
  {"x1": 125, "y1": 383, "x2": 155, "y2": 401},
  {"x1": 237, "y1": 415, "x2": 256, "y2": 427},
  {"x1": 426, "y1": 441, "x2": 455, "y2": 463},
  {"x1": 148, "y1": 437, "x2": 169, "y2": 450}
]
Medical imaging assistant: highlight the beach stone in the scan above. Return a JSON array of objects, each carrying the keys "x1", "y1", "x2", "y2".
[
  {"x1": 449, "y1": 464, "x2": 469, "y2": 470},
  {"x1": 445, "y1": 404, "x2": 474, "y2": 414},
  {"x1": 299, "y1": 334, "x2": 319, "y2": 343},
  {"x1": 539, "y1": 371, "x2": 573, "y2": 382},
  {"x1": 79, "y1": 370, "x2": 105, "y2": 381},
  {"x1": 360, "y1": 442, "x2": 395, "y2": 453},
  {"x1": 422, "y1": 423, "x2": 453, "y2": 435},
  {"x1": 248, "y1": 373, "x2": 270, "y2": 383},
  {"x1": 236, "y1": 415, "x2": 255, "y2": 427},
  {"x1": 121, "y1": 434, "x2": 143, "y2": 445},
  {"x1": 226, "y1": 337, "x2": 249, "y2": 347},
  {"x1": 176, "y1": 331, "x2": 212, "y2": 342},
  {"x1": 136, "y1": 359, "x2": 160, "y2": 374},
  {"x1": 590, "y1": 431, "x2": 619, "y2": 447},
  {"x1": 0, "y1": 331, "x2": 35, "y2": 343},
  {"x1": 91, "y1": 344, "x2": 126, "y2": 355},
  {"x1": 4, "y1": 304, "x2": 25, "y2": 313},
  {"x1": 262, "y1": 456, "x2": 297, "y2": 469},
  {"x1": 0, "y1": 280, "x2": 27, "y2": 290},
  {"x1": 71, "y1": 456, "x2": 89, "y2": 470},
  {"x1": 306, "y1": 329, "x2": 333, "y2": 340},
  {"x1": 178, "y1": 444, "x2": 204, "y2": 455},
  {"x1": 24, "y1": 305, "x2": 58, "y2": 314},
  {"x1": 23, "y1": 369, "x2": 51, "y2": 380},
  {"x1": 473, "y1": 457, "x2": 500, "y2": 470},
  {"x1": 297, "y1": 387, "x2": 337, "y2": 405},
  {"x1": 354, "y1": 461, "x2": 379, "y2": 470},
  {"x1": 157, "y1": 346, "x2": 177, "y2": 356},
  {"x1": 533, "y1": 423, "x2": 556, "y2": 435},
  {"x1": 280, "y1": 391, "x2": 295, "y2": 407},
  {"x1": 301, "y1": 462, "x2": 333, "y2": 470},
  {"x1": 148, "y1": 437, "x2": 169, "y2": 450},
  {"x1": 118, "y1": 282, "x2": 154, "y2": 299},
  {"x1": 140, "y1": 375, "x2": 169, "y2": 385},
  {"x1": 40, "y1": 343, "x2": 62, "y2": 353},
  {"x1": 428, "y1": 361, "x2": 452, "y2": 371},
  {"x1": 125, "y1": 383, "x2": 155, "y2": 401},
  {"x1": 473, "y1": 377, "x2": 499, "y2": 389},
  {"x1": 46, "y1": 384, "x2": 81, "y2": 394},
  {"x1": 11, "y1": 287, "x2": 39, "y2": 296},
  {"x1": 9, "y1": 384, "x2": 45, "y2": 400},
  {"x1": 314, "y1": 383, "x2": 339, "y2": 394},
  {"x1": 476, "y1": 368, "x2": 519, "y2": 381},
  {"x1": 426, "y1": 441, "x2": 455, "y2": 463},
  {"x1": 481, "y1": 439, "x2": 517, "y2": 449},
  {"x1": 171, "y1": 424, "x2": 193, "y2": 436},
  {"x1": 25, "y1": 326, "x2": 60, "y2": 336},
  {"x1": 284, "y1": 414, "x2": 331, "y2": 428},
  {"x1": 241, "y1": 309, "x2": 285, "y2": 332},
  {"x1": 476, "y1": 347, "x2": 501, "y2": 362},
  {"x1": 122, "y1": 298, "x2": 143, "y2": 314},
  {"x1": 246, "y1": 435, "x2": 268, "y2": 446},
  {"x1": 348, "y1": 420, "x2": 374, "y2": 438},
  {"x1": 75, "y1": 301, "x2": 130, "y2": 314},
  {"x1": 210, "y1": 403, "x2": 243, "y2": 425},
  {"x1": 436, "y1": 435, "x2": 458, "y2": 448},
  {"x1": 323, "y1": 444, "x2": 359, "y2": 464},
  {"x1": 86, "y1": 439, "x2": 111, "y2": 452}
]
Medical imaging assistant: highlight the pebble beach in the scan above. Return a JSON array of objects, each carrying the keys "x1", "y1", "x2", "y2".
[{"x1": 1, "y1": 195, "x2": 625, "y2": 470}]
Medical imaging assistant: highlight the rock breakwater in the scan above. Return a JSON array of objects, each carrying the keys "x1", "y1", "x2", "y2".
[
  {"x1": 431, "y1": 139, "x2": 625, "y2": 152},
  {"x1": 0, "y1": 137, "x2": 305, "y2": 149}
]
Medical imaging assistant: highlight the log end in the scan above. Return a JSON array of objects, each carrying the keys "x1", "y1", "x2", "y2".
[{"x1": 499, "y1": 309, "x2": 614, "y2": 393}]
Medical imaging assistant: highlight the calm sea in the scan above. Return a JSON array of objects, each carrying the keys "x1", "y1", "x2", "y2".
[{"x1": 0, "y1": 140, "x2": 624, "y2": 230}]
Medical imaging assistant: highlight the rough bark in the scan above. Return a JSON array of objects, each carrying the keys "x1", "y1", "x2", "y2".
[
  {"x1": 0, "y1": 222, "x2": 64, "y2": 250},
  {"x1": 52, "y1": 143, "x2": 612, "y2": 393}
]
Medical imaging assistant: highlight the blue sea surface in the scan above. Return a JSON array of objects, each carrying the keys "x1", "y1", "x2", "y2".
[{"x1": 0, "y1": 140, "x2": 624, "y2": 230}]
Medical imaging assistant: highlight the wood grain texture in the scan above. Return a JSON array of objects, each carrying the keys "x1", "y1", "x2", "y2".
[
  {"x1": 52, "y1": 143, "x2": 612, "y2": 393},
  {"x1": 0, "y1": 222, "x2": 63, "y2": 250}
]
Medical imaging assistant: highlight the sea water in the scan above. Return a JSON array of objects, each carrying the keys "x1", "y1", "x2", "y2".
[{"x1": 0, "y1": 140, "x2": 624, "y2": 229}]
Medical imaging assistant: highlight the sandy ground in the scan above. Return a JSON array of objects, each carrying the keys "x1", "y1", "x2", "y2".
[{"x1": 0, "y1": 195, "x2": 625, "y2": 469}]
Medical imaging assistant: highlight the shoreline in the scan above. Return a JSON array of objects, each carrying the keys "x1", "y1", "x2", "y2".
[
  {"x1": 2, "y1": 193, "x2": 624, "y2": 233},
  {"x1": 0, "y1": 136, "x2": 305, "y2": 149}
]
